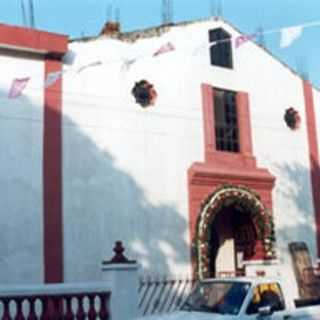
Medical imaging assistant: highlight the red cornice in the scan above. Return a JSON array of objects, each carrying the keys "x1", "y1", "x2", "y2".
[
  {"x1": 188, "y1": 162, "x2": 275, "y2": 188},
  {"x1": 0, "y1": 24, "x2": 68, "y2": 56}
]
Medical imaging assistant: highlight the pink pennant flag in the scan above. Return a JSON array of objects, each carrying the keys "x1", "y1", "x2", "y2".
[
  {"x1": 153, "y1": 42, "x2": 175, "y2": 57},
  {"x1": 8, "y1": 77, "x2": 30, "y2": 99},
  {"x1": 235, "y1": 33, "x2": 257, "y2": 48}
]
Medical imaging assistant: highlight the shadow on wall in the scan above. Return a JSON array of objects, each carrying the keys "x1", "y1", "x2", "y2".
[
  {"x1": 274, "y1": 161, "x2": 317, "y2": 260},
  {"x1": 0, "y1": 89, "x2": 45, "y2": 284},
  {"x1": 63, "y1": 102, "x2": 190, "y2": 281},
  {"x1": 0, "y1": 88, "x2": 189, "y2": 283}
]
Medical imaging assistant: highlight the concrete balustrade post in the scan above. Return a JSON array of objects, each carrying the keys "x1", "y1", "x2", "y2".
[{"x1": 102, "y1": 241, "x2": 139, "y2": 320}]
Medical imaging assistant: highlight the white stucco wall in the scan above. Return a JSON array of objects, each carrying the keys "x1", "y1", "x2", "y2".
[
  {"x1": 189, "y1": 20, "x2": 317, "y2": 295},
  {"x1": 62, "y1": 33, "x2": 203, "y2": 281},
  {"x1": 235, "y1": 34, "x2": 316, "y2": 295},
  {"x1": 184, "y1": 20, "x2": 316, "y2": 296},
  {"x1": 62, "y1": 19, "x2": 318, "y2": 293},
  {"x1": 0, "y1": 51, "x2": 44, "y2": 283}
]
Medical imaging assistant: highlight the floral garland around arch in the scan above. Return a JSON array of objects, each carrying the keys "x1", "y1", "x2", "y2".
[{"x1": 194, "y1": 184, "x2": 276, "y2": 279}]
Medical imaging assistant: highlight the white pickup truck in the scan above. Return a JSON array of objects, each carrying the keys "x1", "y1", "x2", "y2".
[{"x1": 135, "y1": 277, "x2": 320, "y2": 319}]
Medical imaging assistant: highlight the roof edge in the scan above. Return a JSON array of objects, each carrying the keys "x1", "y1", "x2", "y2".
[
  {"x1": 70, "y1": 16, "x2": 319, "y2": 91},
  {"x1": 0, "y1": 23, "x2": 68, "y2": 57}
]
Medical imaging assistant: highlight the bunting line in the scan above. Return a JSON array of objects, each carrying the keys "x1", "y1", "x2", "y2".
[{"x1": 5, "y1": 18, "x2": 320, "y2": 99}]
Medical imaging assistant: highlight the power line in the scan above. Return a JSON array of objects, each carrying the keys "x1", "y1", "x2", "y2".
[
  {"x1": 0, "y1": 89, "x2": 314, "y2": 135},
  {"x1": 0, "y1": 109, "x2": 314, "y2": 147}
]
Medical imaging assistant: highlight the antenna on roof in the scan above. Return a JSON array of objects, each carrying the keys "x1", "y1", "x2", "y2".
[
  {"x1": 255, "y1": 26, "x2": 266, "y2": 47},
  {"x1": 115, "y1": 6, "x2": 120, "y2": 24},
  {"x1": 210, "y1": 0, "x2": 216, "y2": 17},
  {"x1": 162, "y1": 0, "x2": 173, "y2": 25},
  {"x1": 20, "y1": 0, "x2": 28, "y2": 26},
  {"x1": 28, "y1": 0, "x2": 35, "y2": 28},
  {"x1": 106, "y1": 2, "x2": 113, "y2": 21},
  {"x1": 217, "y1": 0, "x2": 223, "y2": 17},
  {"x1": 296, "y1": 56, "x2": 309, "y2": 80}
]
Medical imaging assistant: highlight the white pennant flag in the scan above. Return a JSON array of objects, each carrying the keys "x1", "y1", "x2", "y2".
[
  {"x1": 280, "y1": 26, "x2": 303, "y2": 48},
  {"x1": 45, "y1": 71, "x2": 64, "y2": 88},
  {"x1": 77, "y1": 61, "x2": 102, "y2": 73}
]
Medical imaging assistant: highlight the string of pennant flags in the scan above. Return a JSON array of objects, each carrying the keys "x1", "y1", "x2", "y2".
[{"x1": 6, "y1": 19, "x2": 320, "y2": 100}]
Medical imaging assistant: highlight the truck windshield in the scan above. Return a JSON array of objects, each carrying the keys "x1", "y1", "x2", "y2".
[{"x1": 181, "y1": 281, "x2": 250, "y2": 315}]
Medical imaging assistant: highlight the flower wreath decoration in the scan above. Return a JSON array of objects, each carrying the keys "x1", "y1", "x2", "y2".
[
  {"x1": 131, "y1": 80, "x2": 157, "y2": 108},
  {"x1": 193, "y1": 184, "x2": 276, "y2": 279},
  {"x1": 284, "y1": 107, "x2": 301, "y2": 130}
]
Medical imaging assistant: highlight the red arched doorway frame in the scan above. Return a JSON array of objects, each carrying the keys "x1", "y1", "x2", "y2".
[
  {"x1": 188, "y1": 84, "x2": 276, "y2": 278},
  {"x1": 194, "y1": 184, "x2": 275, "y2": 279}
]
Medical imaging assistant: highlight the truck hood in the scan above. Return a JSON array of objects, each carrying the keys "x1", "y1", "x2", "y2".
[{"x1": 134, "y1": 311, "x2": 237, "y2": 320}]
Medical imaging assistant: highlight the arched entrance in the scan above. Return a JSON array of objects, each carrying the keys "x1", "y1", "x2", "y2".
[{"x1": 194, "y1": 184, "x2": 275, "y2": 279}]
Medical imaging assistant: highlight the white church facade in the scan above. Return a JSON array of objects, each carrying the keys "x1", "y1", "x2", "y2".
[{"x1": 0, "y1": 18, "x2": 320, "y2": 298}]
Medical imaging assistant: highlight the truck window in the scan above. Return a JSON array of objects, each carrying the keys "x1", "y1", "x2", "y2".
[
  {"x1": 246, "y1": 282, "x2": 285, "y2": 315},
  {"x1": 181, "y1": 281, "x2": 250, "y2": 315}
]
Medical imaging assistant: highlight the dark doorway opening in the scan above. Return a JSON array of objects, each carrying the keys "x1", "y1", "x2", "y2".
[{"x1": 208, "y1": 205, "x2": 257, "y2": 277}]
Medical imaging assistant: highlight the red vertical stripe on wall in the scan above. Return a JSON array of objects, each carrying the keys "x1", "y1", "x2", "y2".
[
  {"x1": 43, "y1": 58, "x2": 64, "y2": 283},
  {"x1": 303, "y1": 80, "x2": 320, "y2": 257},
  {"x1": 237, "y1": 92, "x2": 253, "y2": 156}
]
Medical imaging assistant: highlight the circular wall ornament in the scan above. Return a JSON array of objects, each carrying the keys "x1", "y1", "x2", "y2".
[
  {"x1": 131, "y1": 80, "x2": 157, "y2": 108},
  {"x1": 284, "y1": 107, "x2": 301, "y2": 130}
]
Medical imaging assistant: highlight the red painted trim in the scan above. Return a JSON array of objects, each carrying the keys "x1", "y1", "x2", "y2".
[
  {"x1": 1, "y1": 23, "x2": 68, "y2": 283},
  {"x1": 188, "y1": 84, "x2": 276, "y2": 276},
  {"x1": 237, "y1": 92, "x2": 253, "y2": 156},
  {"x1": 43, "y1": 59, "x2": 64, "y2": 283},
  {"x1": 303, "y1": 80, "x2": 320, "y2": 257},
  {"x1": 0, "y1": 24, "x2": 68, "y2": 56},
  {"x1": 201, "y1": 84, "x2": 216, "y2": 160},
  {"x1": 202, "y1": 85, "x2": 256, "y2": 167},
  {"x1": 188, "y1": 162, "x2": 275, "y2": 252}
]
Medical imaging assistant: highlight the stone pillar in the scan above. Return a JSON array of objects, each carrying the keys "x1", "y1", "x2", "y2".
[{"x1": 102, "y1": 241, "x2": 139, "y2": 320}]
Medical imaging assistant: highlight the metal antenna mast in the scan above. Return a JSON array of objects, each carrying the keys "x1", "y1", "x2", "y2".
[
  {"x1": 217, "y1": 0, "x2": 223, "y2": 17},
  {"x1": 210, "y1": 0, "x2": 216, "y2": 17},
  {"x1": 162, "y1": 0, "x2": 173, "y2": 25},
  {"x1": 28, "y1": 0, "x2": 35, "y2": 28},
  {"x1": 20, "y1": 0, "x2": 28, "y2": 26},
  {"x1": 106, "y1": 2, "x2": 113, "y2": 21},
  {"x1": 255, "y1": 26, "x2": 266, "y2": 47},
  {"x1": 296, "y1": 56, "x2": 309, "y2": 80},
  {"x1": 115, "y1": 6, "x2": 120, "y2": 24}
]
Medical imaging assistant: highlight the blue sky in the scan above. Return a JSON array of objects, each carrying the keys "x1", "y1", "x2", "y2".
[{"x1": 1, "y1": 0, "x2": 320, "y2": 87}]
